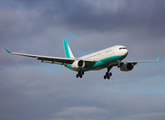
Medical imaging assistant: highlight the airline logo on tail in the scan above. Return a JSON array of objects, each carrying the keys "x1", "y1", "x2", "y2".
[{"x1": 63, "y1": 39, "x2": 75, "y2": 58}]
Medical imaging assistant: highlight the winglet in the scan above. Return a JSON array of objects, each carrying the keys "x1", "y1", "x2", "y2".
[
  {"x1": 5, "y1": 48, "x2": 11, "y2": 53},
  {"x1": 157, "y1": 57, "x2": 159, "y2": 61}
]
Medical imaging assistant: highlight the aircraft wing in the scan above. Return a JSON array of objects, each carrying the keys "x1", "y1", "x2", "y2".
[
  {"x1": 121, "y1": 57, "x2": 159, "y2": 65},
  {"x1": 5, "y1": 48, "x2": 96, "y2": 65}
]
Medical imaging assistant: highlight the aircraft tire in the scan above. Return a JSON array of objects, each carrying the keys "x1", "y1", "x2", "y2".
[
  {"x1": 82, "y1": 71, "x2": 84, "y2": 75},
  {"x1": 76, "y1": 74, "x2": 79, "y2": 78},
  {"x1": 109, "y1": 72, "x2": 112, "y2": 76},
  {"x1": 80, "y1": 75, "x2": 82, "y2": 78}
]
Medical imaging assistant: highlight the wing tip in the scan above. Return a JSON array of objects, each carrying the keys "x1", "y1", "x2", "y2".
[
  {"x1": 5, "y1": 48, "x2": 11, "y2": 53},
  {"x1": 157, "y1": 57, "x2": 159, "y2": 61}
]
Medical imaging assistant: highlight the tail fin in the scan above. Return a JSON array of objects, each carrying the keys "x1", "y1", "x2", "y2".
[{"x1": 63, "y1": 39, "x2": 75, "y2": 58}]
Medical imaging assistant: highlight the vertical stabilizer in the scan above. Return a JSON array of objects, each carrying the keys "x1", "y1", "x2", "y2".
[{"x1": 63, "y1": 39, "x2": 75, "y2": 58}]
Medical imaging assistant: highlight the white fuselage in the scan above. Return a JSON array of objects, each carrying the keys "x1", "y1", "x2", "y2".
[
  {"x1": 69, "y1": 45, "x2": 128, "y2": 71},
  {"x1": 80, "y1": 45, "x2": 128, "y2": 62}
]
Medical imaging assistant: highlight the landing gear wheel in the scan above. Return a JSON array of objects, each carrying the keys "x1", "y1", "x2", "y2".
[
  {"x1": 80, "y1": 75, "x2": 82, "y2": 78},
  {"x1": 109, "y1": 72, "x2": 112, "y2": 76},
  {"x1": 76, "y1": 70, "x2": 84, "y2": 78},
  {"x1": 104, "y1": 75, "x2": 110, "y2": 79},
  {"x1": 82, "y1": 71, "x2": 84, "y2": 75},
  {"x1": 76, "y1": 74, "x2": 79, "y2": 78}
]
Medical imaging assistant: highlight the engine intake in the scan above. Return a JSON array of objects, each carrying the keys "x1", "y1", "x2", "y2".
[
  {"x1": 71, "y1": 60, "x2": 85, "y2": 69},
  {"x1": 78, "y1": 60, "x2": 84, "y2": 67},
  {"x1": 120, "y1": 62, "x2": 134, "y2": 71}
]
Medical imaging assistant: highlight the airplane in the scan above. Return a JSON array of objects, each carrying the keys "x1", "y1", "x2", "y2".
[{"x1": 5, "y1": 39, "x2": 159, "y2": 79}]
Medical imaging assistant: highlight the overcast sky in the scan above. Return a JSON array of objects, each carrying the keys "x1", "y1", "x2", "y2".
[{"x1": 0, "y1": 0, "x2": 165, "y2": 120}]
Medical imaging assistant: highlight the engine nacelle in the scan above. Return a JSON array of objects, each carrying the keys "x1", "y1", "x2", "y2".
[
  {"x1": 71, "y1": 60, "x2": 85, "y2": 69},
  {"x1": 120, "y1": 62, "x2": 134, "y2": 71}
]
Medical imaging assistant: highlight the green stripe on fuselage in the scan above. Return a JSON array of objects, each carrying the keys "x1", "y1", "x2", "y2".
[
  {"x1": 100, "y1": 55, "x2": 126, "y2": 64},
  {"x1": 66, "y1": 55, "x2": 126, "y2": 72}
]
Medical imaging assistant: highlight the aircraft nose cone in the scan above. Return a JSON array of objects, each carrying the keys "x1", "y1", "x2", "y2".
[
  {"x1": 123, "y1": 49, "x2": 128, "y2": 56},
  {"x1": 125, "y1": 50, "x2": 128, "y2": 56}
]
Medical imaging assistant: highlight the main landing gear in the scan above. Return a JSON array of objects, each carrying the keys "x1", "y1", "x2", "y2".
[
  {"x1": 104, "y1": 65, "x2": 113, "y2": 79},
  {"x1": 76, "y1": 70, "x2": 84, "y2": 78}
]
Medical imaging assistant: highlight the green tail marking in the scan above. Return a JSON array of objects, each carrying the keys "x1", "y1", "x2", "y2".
[{"x1": 63, "y1": 39, "x2": 70, "y2": 58}]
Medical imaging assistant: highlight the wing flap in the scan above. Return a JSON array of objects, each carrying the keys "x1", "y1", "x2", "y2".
[{"x1": 37, "y1": 57, "x2": 74, "y2": 64}]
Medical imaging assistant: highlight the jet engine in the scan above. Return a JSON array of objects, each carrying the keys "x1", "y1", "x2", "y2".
[
  {"x1": 71, "y1": 60, "x2": 85, "y2": 69},
  {"x1": 120, "y1": 62, "x2": 134, "y2": 71}
]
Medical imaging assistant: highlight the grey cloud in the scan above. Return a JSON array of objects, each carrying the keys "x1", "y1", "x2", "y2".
[
  {"x1": 120, "y1": 112, "x2": 165, "y2": 120},
  {"x1": 40, "y1": 0, "x2": 165, "y2": 35},
  {"x1": 13, "y1": 0, "x2": 165, "y2": 34},
  {"x1": 1, "y1": 64, "x2": 165, "y2": 120},
  {"x1": 1, "y1": 0, "x2": 165, "y2": 59},
  {"x1": 55, "y1": 106, "x2": 106, "y2": 117},
  {"x1": 0, "y1": 0, "x2": 165, "y2": 120}
]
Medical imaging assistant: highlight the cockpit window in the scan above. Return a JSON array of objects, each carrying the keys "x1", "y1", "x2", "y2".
[{"x1": 119, "y1": 47, "x2": 127, "y2": 50}]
